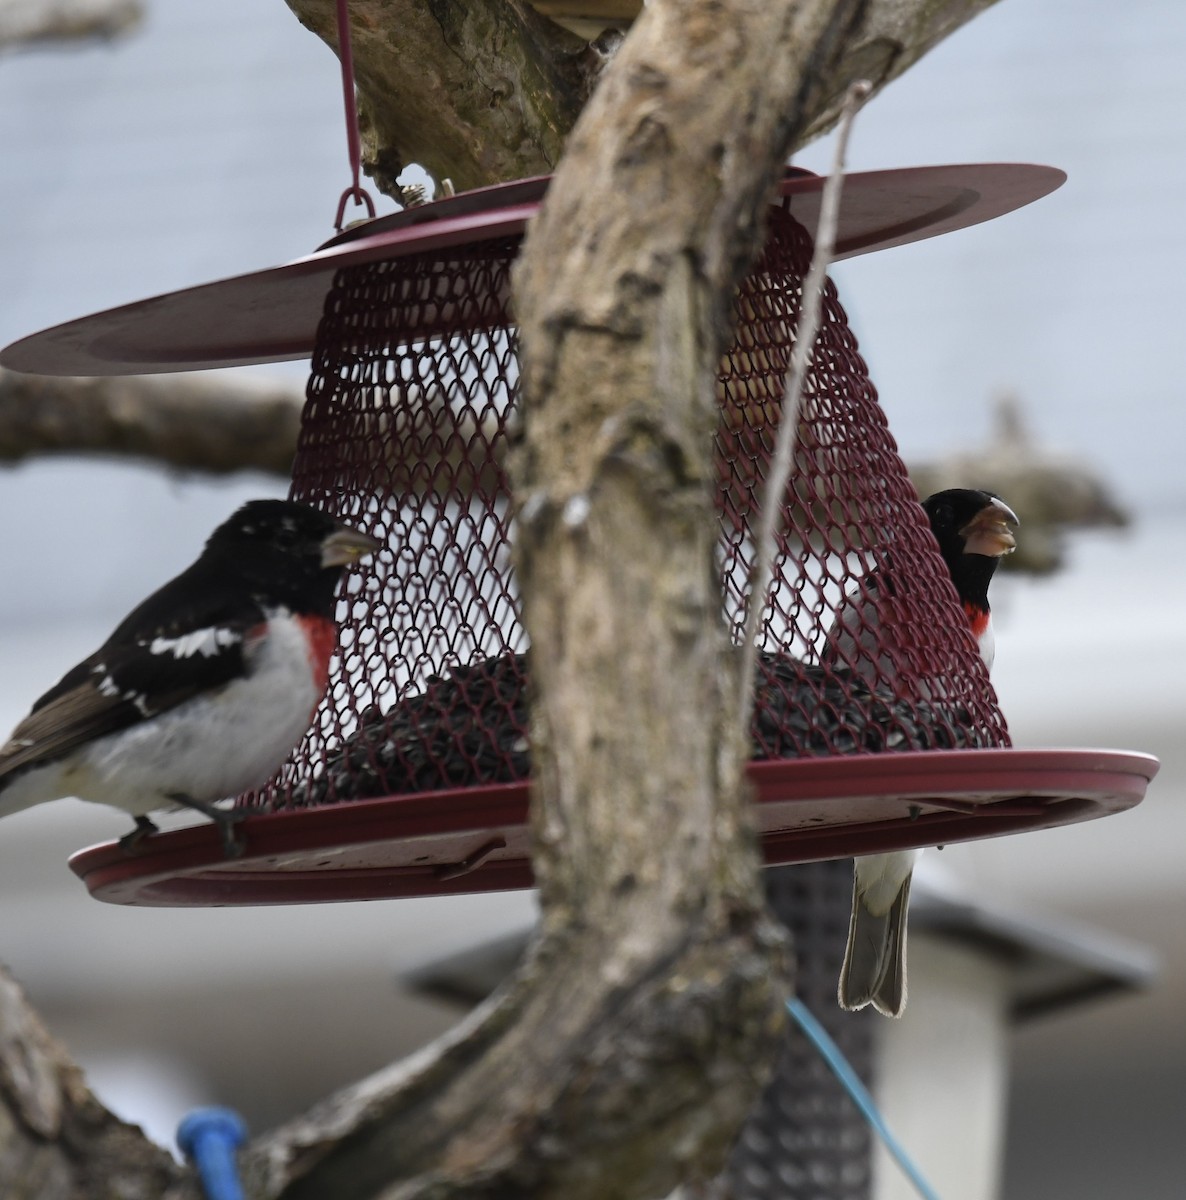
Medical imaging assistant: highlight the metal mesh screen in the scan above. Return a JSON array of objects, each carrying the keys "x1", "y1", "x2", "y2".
[{"x1": 256, "y1": 207, "x2": 1009, "y2": 810}]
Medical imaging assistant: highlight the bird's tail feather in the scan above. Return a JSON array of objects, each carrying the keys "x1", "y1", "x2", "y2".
[
  {"x1": 0, "y1": 761, "x2": 58, "y2": 822},
  {"x1": 838, "y1": 871, "x2": 911, "y2": 1018}
]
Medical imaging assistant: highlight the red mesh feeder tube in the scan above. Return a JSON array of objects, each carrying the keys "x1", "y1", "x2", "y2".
[{"x1": 66, "y1": 186, "x2": 1156, "y2": 906}]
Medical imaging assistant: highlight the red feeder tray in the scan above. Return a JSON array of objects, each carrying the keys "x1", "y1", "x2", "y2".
[
  {"x1": 7, "y1": 161, "x2": 1155, "y2": 910},
  {"x1": 68, "y1": 750, "x2": 1157, "y2": 906}
]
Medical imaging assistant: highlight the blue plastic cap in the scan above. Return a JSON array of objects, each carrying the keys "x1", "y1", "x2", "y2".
[
  {"x1": 178, "y1": 1106, "x2": 249, "y2": 1157},
  {"x1": 178, "y1": 1107, "x2": 249, "y2": 1200}
]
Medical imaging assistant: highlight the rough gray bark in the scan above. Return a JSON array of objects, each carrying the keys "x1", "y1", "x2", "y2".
[
  {"x1": 284, "y1": 0, "x2": 1004, "y2": 194},
  {"x1": 0, "y1": 369, "x2": 304, "y2": 478},
  {"x1": 283, "y1": 0, "x2": 616, "y2": 197},
  {"x1": 0, "y1": 964, "x2": 181, "y2": 1199},
  {"x1": 232, "y1": 11, "x2": 867, "y2": 1200}
]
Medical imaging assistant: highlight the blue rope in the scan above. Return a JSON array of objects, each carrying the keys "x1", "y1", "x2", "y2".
[
  {"x1": 786, "y1": 997, "x2": 943, "y2": 1200},
  {"x1": 177, "y1": 1107, "x2": 248, "y2": 1200}
]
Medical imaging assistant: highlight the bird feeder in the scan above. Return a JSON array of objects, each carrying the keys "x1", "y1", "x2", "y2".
[{"x1": 0, "y1": 167, "x2": 1156, "y2": 906}]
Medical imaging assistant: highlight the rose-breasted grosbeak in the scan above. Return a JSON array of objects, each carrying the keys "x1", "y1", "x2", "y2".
[
  {"x1": 833, "y1": 488, "x2": 1018, "y2": 1016},
  {"x1": 0, "y1": 500, "x2": 380, "y2": 856}
]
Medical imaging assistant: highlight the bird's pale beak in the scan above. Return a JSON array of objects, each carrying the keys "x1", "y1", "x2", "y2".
[
  {"x1": 960, "y1": 498, "x2": 1019, "y2": 558},
  {"x1": 320, "y1": 525, "x2": 383, "y2": 568}
]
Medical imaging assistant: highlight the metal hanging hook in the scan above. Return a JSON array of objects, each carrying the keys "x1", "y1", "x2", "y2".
[{"x1": 333, "y1": 0, "x2": 377, "y2": 232}]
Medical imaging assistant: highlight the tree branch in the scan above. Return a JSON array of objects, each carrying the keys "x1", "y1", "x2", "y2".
[
  {"x1": 0, "y1": 963, "x2": 181, "y2": 1198},
  {"x1": 796, "y1": 0, "x2": 1003, "y2": 143},
  {"x1": 0, "y1": 0, "x2": 142, "y2": 50},
  {"x1": 0, "y1": 372, "x2": 1127, "y2": 563},
  {"x1": 283, "y1": 0, "x2": 618, "y2": 197},
  {"x1": 0, "y1": 369, "x2": 304, "y2": 478},
  {"x1": 910, "y1": 393, "x2": 1130, "y2": 575},
  {"x1": 283, "y1": 0, "x2": 1003, "y2": 196}
]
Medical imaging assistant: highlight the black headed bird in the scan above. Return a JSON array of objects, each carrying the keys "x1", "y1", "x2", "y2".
[
  {"x1": 0, "y1": 500, "x2": 380, "y2": 856},
  {"x1": 834, "y1": 488, "x2": 1018, "y2": 1016}
]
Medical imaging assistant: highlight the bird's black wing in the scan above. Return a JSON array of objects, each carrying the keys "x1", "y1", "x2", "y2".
[{"x1": 0, "y1": 557, "x2": 267, "y2": 781}]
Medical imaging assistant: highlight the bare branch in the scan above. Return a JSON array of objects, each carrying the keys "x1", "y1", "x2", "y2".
[
  {"x1": 0, "y1": 962, "x2": 181, "y2": 1197},
  {"x1": 283, "y1": 0, "x2": 617, "y2": 196},
  {"x1": 0, "y1": 0, "x2": 143, "y2": 50},
  {"x1": 910, "y1": 393, "x2": 1131, "y2": 575},
  {"x1": 282, "y1": 0, "x2": 1004, "y2": 197},
  {"x1": 796, "y1": 0, "x2": 1003, "y2": 143},
  {"x1": 0, "y1": 369, "x2": 303, "y2": 477},
  {"x1": 0, "y1": 371, "x2": 1122, "y2": 582}
]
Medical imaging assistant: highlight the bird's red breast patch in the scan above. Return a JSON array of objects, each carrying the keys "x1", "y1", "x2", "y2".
[
  {"x1": 962, "y1": 602, "x2": 990, "y2": 640},
  {"x1": 296, "y1": 614, "x2": 338, "y2": 695}
]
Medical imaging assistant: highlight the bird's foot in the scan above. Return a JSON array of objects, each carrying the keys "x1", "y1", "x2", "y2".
[
  {"x1": 167, "y1": 794, "x2": 257, "y2": 859},
  {"x1": 119, "y1": 815, "x2": 161, "y2": 855}
]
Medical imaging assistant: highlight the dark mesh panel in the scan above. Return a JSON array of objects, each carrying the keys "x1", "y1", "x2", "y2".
[
  {"x1": 717, "y1": 861, "x2": 876, "y2": 1200},
  {"x1": 249, "y1": 207, "x2": 1009, "y2": 811}
]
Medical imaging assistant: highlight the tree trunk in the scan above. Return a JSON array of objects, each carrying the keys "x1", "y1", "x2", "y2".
[{"x1": 229, "y1": 2, "x2": 860, "y2": 1196}]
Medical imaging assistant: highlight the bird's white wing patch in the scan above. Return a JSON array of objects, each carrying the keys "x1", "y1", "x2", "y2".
[
  {"x1": 147, "y1": 627, "x2": 242, "y2": 659},
  {"x1": 90, "y1": 664, "x2": 159, "y2": 716},
  {"x1": 95, "y1": 668, "x2": 121, "y2": 697}
]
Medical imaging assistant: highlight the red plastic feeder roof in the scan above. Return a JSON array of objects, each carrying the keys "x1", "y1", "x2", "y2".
[
  {"x1": 0, "y1": 164, "x2": 1065, "y2": 376},
  {"x1": 69, "y1": 750, "x2": 1156, "y2": 906}
]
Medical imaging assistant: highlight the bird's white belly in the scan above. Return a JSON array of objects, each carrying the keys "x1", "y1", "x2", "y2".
[
  {"x1": 6, "y1": 616, "x2": 321, "y2": 819},
  {"x1": 978, "y1": 619, "x2": 995, "y2": 672}
]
